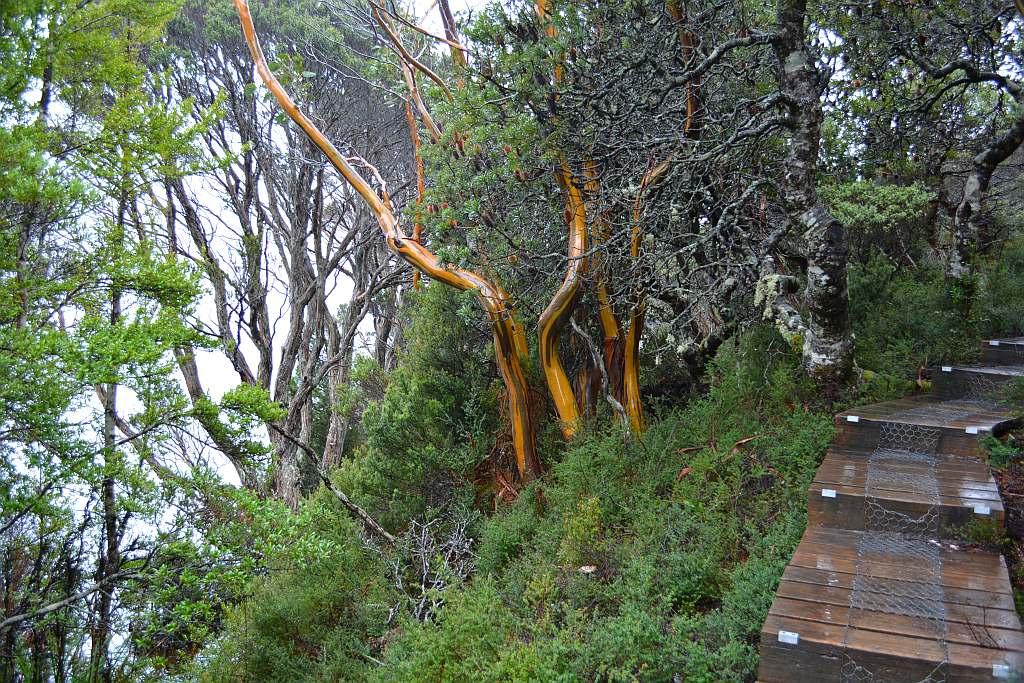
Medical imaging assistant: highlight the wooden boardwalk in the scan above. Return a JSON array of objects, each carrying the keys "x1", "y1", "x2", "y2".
[{"x1": 757, "y1": 338, "x2": 1024, "y2": 682}]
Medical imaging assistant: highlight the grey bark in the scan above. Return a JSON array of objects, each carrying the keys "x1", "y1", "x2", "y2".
[
  {"x1": 88, "y1": 191, "x2": 128, "y2": 683},
  {"x1": 772, "y1": 0, "x2": 853, "y2": 387},
  {"x1": 948, "y1": 112, "x2": 1024, "y2": 279}
]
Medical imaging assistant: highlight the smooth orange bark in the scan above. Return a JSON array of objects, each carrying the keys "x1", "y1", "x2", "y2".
[
  {"x1": 234, "y1": 0, "x2": 541, "y2": 479},
  {"x1": 538, "y1": 164, "x2": 587, "y2": 437},
  {"x1": 534, "y1": 0, "x2": 591, "y2": 438},
  {"x1": 667, "y1": 0, "x2": 701, "y2": 137}
]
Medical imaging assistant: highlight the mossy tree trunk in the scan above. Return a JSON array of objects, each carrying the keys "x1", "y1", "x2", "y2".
[{"x1": 773, "y1": 0, "x2": 854, "y2": 392}]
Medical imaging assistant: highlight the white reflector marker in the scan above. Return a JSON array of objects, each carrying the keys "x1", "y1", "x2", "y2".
[
  {"x1": 974, "y1": 504, "x2": 992, "y2": 516},
  {"x1": 966, "y1": 426, "x2": 980, "y2": 435},
  {"x1": 778, "y1": 631, "x2": 799, "y2": 645},
  {"x1": 847, "y1": 415, "x2": 860, "y2": 423},
  {"x1": 990, "y1": 340, "x2": 1001, "y2": 346},
  {"x1": 993, "y1": 663, "x2": 1010, "y2": 678},
  {"x1": 821, "y1": 488, "x2": 837, "y2": 498},
  {"x1": 941, "y1": 366, "x2": 952, "y2": 372}
]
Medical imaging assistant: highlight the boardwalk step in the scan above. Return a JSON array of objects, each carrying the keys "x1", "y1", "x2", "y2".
[
  {"x1": 761, "y1": 613, "x2": 1023, "y2": 682},
  {"x1": 835, "y1": 395, "x2": 1017, "y2": 460},
  {"x1": 758, "y1": 528, "x2": 1024, "y2": 682},
  {"x1": 809, "y1": 448, "x2": 1004, "y2": 537},
  {"x1": 982, "y1": 338, "x2": 1024, "y2": 366},
  {"x1": 933, "y1": 365, "x2": 1024, "y2": 402}
]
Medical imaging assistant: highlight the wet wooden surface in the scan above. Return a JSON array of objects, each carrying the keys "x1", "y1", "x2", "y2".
[
  {"x1": 757, "y1": 340, "x2": 1024, "y2": 681},
  {"x1": 809, "y1": 448, "x2": 1005, "y2": 533}
]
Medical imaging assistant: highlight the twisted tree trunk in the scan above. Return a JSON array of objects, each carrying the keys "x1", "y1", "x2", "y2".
[
  {"x1": 772, "y1": 0, "x2": 853, "y2": 391},
  {"x1": 234, "y1": 0, "x2": 541, "y2": 481},
  {"x1": 538, "y1": 164, "x2": 587, "y2": 438},
  {"x1": 948, "y1": 112, "x2": 1024, "y2": 280}
]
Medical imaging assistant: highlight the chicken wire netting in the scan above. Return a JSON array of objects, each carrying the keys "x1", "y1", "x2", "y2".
[
  {"x1": 878, "y1": 421, "x2": 941, "y2": 454},
  {"x1": 999, "y1": 341, "x2": 1024, "y2": 361},
  {"x1": 841, "y1": 421, "x2": 948, "y2": 682},
  {"x1": 886, "y1": 404, "x2": 970, "y2": 425}
]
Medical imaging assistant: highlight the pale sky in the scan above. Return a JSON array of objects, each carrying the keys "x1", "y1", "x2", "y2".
[
  {"x1": 179, "y1": 0, "x2": 490, "y2": 482},
  {"x1": 418, "y1": 0, "x2": 484, "y2": 36}
]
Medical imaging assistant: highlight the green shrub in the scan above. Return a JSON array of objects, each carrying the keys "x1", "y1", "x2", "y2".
[
  {"x1": 336, "y1": 285, "x2": 502, "y2": 529},
  {"x1": 976, "y1": 236, "x2": 1024, "y2": 338},
  {"x1": 201, "y1": 491, "x2": 393, "y2": 682},
  {"x1": 368, "y1": 580, "x2": 572, "y2": 683},
  {"x1": 983, "y1": 433, "x2": 1023, "y2": 468},
  {"x1": 368, "y1": 326, "x2": 833, "y2": 682},
  {"x1": 849, "y1": 255, "x2": 976, "y2": 381},
  {"x1": 955, "y1": 516, "x2": 1009, "y2": 552},
  {"x1": 822, "y1": 180, "x2": 935, "y2": 265},
  {"x1": 847, "y1": 236, "x2": 1024, "y2": 392}
]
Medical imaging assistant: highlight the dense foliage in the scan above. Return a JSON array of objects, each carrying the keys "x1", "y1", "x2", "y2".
[
  {"x1": 206, "y1": 326, "x2": 834, "y2": 682},
  {"x1": 2, "y1": 0, "x2": 1023, "y2": 681}
]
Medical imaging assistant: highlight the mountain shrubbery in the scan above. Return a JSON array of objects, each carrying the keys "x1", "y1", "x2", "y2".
[{"x1": 204, "y1": 326, "x2": 834, "y2": 682}]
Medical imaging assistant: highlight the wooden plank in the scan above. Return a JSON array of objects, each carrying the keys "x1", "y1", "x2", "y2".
[
  {"x1": 794, "y1": 547, "x2": 1005, "y2": 586},
  {"x1": 781, "y1": 564, "x2": 1018, "y2": 612},
  {"x1": 800, "y1": 527, "x2": 1008, "y2": 575},
  {"x1": 833, "y1": 397, "x2": 1017, "y2": 447},
  {"x1": 981, "y1": 338, "x2": 1024, "y2": 365},
  {"x1": 758, "y1": 353, "x2": 1024, "y2": 682},
  {"x1": 934, "y1": 366, "x2": 1024, "y2": 401},
  {"x1": 826, "y1": 446, "x2": 997, "y2": 482},
  {"x1": 947, "y1": 643, "x2": 1024, "y2": 681},
  {"x1": 808, "y1": 479, "x2": 1002, "y2": 507},
  {"x1": 951, "y1": 365, "x2": 1024, "y2": 377},
  {"x1": 760, "y1": 614, "x2": 1024, "y2": 682},
  {"x1": 814, "y1": 463, "x2": 999, "y2": 494},
  {"x1": 789, "y1": 548, "x2": 1013, "y2": 596},
  {"x1": 758, "y1": 615, "x2": 845, "y2": 682},
  {"x1": 806, "y1": 483, "x2": 1004, "y2": 537},
  {"x1": 834, "y1": 424, "x2": 994, "y2": 460},
  {"x1": 814, "y1": 451, "x2": 1000, "y2": 493},
  {"x1": 982, "y1": 346, "x2": 1024, "y2": 365},
  {"x1": 807, "y1": 485, "x2": 1003, "y2": 528},
  {"x1": 769, "y1": 594, "x2": 1024, "y2": 649},
  {"x1": 761, "y1": 614, "x2": 944, "y2": 681},
  {"x1": 813, "y1": 458, "x2": 1001, "y2": 495},
  {"x1": 775, "y1": 576, "x2": 1022, "y2": 630},
  {"x1": 835, "y1": 395, "x2": 1016, "y2": 426}
]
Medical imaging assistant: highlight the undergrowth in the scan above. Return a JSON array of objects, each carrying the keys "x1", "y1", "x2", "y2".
[
  {"x1": 848, "y1": 238, "x2": 1024, "y2": 403},
  {"x1": 201, "y1": 327, "x2": 833, "y2": 682},
  {"x1": 368, "y1": 328, "x2": 833, "y2": 682},
  {"x1": 200, "y1": 240, "x2": 1024, "y2": 682}
]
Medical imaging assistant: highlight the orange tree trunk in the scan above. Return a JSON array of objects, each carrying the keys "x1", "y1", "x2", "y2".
[
  {"x1": 234, "y1": 0, "x2": 541, "y2": 480},
  {"x1": 538, "y1": 164, "x2": 587, "y2": 437}
]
